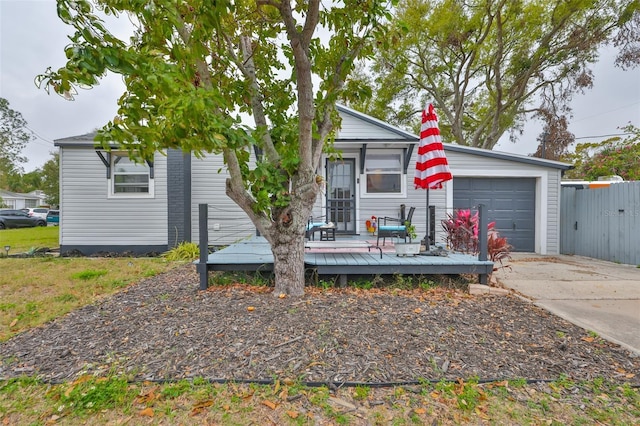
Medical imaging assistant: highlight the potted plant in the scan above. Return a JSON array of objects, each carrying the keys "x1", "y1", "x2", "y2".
[
  {"x1": 395, "y1": 221, "x2": 421, "y2": 256},
  {"x1": 405, "y1": 221, "x2": 417, "y2": 241}
]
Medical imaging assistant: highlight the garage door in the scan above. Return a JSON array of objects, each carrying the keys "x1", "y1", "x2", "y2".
[{"x1": 453, "y1": 178, "x2": 536, "y2": 252}]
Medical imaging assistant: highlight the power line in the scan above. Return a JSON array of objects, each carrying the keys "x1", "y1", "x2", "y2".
[
  {"x1": 574, "y1": 132, "x2": 634, "y2": 140},
  {"x1": 572, "y1": 101, "x2": 640, "y2": 123},
  {"x1": 24, "y1": 125, "x2": 55, "y2": 148}
]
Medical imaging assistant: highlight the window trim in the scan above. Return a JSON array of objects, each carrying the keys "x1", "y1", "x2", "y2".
[
  {"x1": 360, "y1": 149, "x2": 407, "y2": 198},
  {"x1": 105, "y1": 151, "x2": 155, "y2": 199}
]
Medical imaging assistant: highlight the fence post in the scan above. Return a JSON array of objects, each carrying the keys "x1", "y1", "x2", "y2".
[
  {"x1": 478, "y1": 203, "x2": 489, "y2": 285},
  {"x1": 198, "y1": 203, "x2": 209, "y2": 290}
]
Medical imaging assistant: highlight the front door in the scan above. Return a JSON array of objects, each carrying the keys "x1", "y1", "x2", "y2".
[{"x1": 326, "y1": 158, "x2": 356, "y2": 233}]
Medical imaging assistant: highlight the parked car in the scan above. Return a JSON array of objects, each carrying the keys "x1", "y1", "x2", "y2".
[
  {"x1": 46, "y1": 209, "x2": 60, "y2": 226},
  {"x1": 0, "y1": 209, "x2": 47, "y2": 229},
  {"x1": 21, "y1": 207, "x2": 49, "y2": 219}
]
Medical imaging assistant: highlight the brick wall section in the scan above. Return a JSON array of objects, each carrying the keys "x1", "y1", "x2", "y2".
[{"x1": 167, "y1": 149, "x2": 191, "y2": 248}]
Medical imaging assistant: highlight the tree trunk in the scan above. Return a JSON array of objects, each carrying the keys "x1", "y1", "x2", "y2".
[{"x1": 271, "y1": 230, "x2": 306, "y2": 297}]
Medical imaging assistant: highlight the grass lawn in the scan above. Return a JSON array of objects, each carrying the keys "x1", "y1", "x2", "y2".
[
  {"x1": 0, "y1": 257, "x2": 177, "y2": 341},
  {"x1": 0, "y1": 228, "x2": 638, "y2": 424},
  {"x1": 0, "y1": 226, "x2": 59, "y2": 254}
]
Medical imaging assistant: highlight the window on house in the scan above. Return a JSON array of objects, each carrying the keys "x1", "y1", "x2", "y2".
[
  {"x1": 364, "y1": 151, "x2": 403, "y2": 195},
  {"x1": 110, "y1": 154, "x2": 153, "y2": 196}
]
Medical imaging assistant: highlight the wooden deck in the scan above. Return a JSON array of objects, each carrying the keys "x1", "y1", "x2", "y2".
[{"x1": 196, "y1": 235, "x2": 493, "y2": 288}]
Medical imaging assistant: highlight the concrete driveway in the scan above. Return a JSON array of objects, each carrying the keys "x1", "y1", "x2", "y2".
[{"x1": 495, "y1": 254, "x2": 640, "y2": 355}]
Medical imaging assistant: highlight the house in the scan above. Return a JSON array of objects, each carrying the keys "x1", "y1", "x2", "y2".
[
  {"x1": 0, "y1": 189, "x2": 47, "y2": 209},
  {"x1": 54, "y1": 105, "x2": 571, "y2": 255}
]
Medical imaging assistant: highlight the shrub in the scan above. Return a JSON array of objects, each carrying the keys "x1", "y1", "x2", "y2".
[
  {"x1": 487, "y1": 229, "x2": 513, "y2": 267},
  {"x1": 162, "y1": 242, "x2": 200, "y2": 261},
  {"x1": 441, "y1": 209, "x2": 512, "y2": 264},
  {"x1": 441, "y1": 209, "x2": 482, "y2": 253}
]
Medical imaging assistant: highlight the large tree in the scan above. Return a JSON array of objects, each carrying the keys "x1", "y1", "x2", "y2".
[
  {"x1": 0, "y1": 98, "x2": 32, "y2": 179},
  {"x1": 37, "y1": 0, "x2": 393, "y2": 296},
  {"x1": 350, "y1": 0, "x2": 639, "y2": 150}
]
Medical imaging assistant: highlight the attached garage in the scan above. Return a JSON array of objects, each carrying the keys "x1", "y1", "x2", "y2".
[
  {"x1": 453, "y1": 177, "x2": 536, "y2": 252},
  {"x1": 442, "y1": 145, "x2": 573, "y2": 255}
]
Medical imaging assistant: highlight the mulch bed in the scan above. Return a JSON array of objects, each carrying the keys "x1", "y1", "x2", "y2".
[{"x1": 1, "y1": 264, "x2": 638, "y2": 386}]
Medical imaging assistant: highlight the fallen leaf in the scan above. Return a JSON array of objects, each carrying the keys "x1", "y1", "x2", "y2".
[
  {"x1": 190, "y1": 399, "x2": 214, "y2": 416},
  {"x1": 45, "y1": 415, "x2": 60, "y2": 425},
  {"x1": 279, "y1": 293, "x2": 287, "y2": 299},
  {"x1": 475, "y1": 407, "x2": 490, "y2": 420},
  {"x1": 139, "y1": 407, "x2": 154, "y2": 417},
  {"x1": 194, "y1": 400, "x2": 214, "y2": 409},
  {"x1": 414, "y1": 308, "x2": 422, "y2": 314},
  {"x1": 279, "y1": 388, "x2": 289, "y2": 400},
  {"x1": 64, "y1": 385, "x2": 75, "y2": 398},
  {"x1": 414, "y1": 407, "x2": 427, "y2": 414},
  {"x1": 262, "y1": 400, "x2": 277, "y2": 410},
  {"x1": 581, "y1": 336, "x2": 595, "y2": 343},
  {"x1": 247, "y1": 306, "x2": 255, "y2": 311},
  {"x1": 286, "y1": 410, "x2": 299, "y2": 419},
  {"x1": 9, "y1": 319, "x2": 18, "y2": 328},
  {"x1": 135, "y1": 388, "x2": 158, "y2": 404}
]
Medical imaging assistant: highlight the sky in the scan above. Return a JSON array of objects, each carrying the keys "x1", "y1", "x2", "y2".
[{"x1": 1, "y1": 0, "x2": 639, "y2": 173}]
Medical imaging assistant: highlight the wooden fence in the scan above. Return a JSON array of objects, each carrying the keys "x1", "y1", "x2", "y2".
[{"x1": 560, "y1": 182, "x2": 640, "y2": 265}]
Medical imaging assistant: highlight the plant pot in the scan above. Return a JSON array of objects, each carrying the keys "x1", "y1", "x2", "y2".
[{"x1": 395, "y1": 242, "x2": 421, "y2": 256}]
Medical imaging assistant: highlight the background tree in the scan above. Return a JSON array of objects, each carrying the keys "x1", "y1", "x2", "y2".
[
  {"x1": 0, "y1": 98, "x2": 32, "y2": 183},
  {"x1": 16, "y1": 170, "x2": 43, "y2": 194},
  {"x1": 41, "y1": 153, "x2": 60, "y2": 207},
  {"x1": 37, "y1": 0, "x2": 393, "y2": 296},
  {"x1": 532, "y1": 112, "x2": 575, "y2": 161},
  {"x1": 0, "y1": 157, "x2": 44, "y2": 194},
  {"x1": 563, "y1": 124, "x2": 640, "y2": 180},
  {"x1": 350, "y1": 0, "x2": 639, "y2": 150},
  {"x1": 0, "y1": 158, "x2": 22, "y2": 191}
]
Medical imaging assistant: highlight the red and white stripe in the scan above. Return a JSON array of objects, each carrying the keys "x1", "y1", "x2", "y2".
[{"x1": 414, "y1": 103, "x2": 452, "y2": 189}]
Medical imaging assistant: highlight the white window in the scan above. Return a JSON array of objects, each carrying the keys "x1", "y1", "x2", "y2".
[
  {"x1": 362, "y1": 151, "x2": 405, "y2": 196},
  {"x1": 109, "y1": 153, "x2": 154, "y2": 197}
]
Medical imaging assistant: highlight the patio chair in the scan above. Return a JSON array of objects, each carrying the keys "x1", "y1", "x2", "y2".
[
  {"x1": 306, "y1": 216, "x2": 336, "y2": 241},
  {"x1": 376, "y1": 206, "x2": 415, "y2": 246}
]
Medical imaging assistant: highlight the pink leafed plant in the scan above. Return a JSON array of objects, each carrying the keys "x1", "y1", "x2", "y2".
[{"x1": 442, "y1": 209, "x2": 512, "y2": 266}]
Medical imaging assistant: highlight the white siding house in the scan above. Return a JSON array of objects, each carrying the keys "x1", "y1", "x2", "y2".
[
  {"x1": 55, "y1": 136, "x2": 168, "y2": 254},
  {"x1": 0, "y1": 190, "x2": 47, "y2": 209},
  {"x1": 55, "y1": 105, "x2": 571, "y2": 255}
]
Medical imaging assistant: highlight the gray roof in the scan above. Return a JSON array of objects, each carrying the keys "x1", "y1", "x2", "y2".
[
  {"x1": 444, "y1": 143, "x2": 572, "y2": 170},
  {"x1": 54, "y1": 132, "x2": 99, "y2": 147},
  {"x1": 0, "y1": 189, "x2": 41, "y2": 200},
  {"x1": 335, "y1": 104, "x2": 572, "y2": 171},
  {"x1": 54, "y1": 106, "x2": 572, "y2": 171}
]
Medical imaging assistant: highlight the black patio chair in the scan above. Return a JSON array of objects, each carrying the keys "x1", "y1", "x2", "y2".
[
  {"x1": 305, "y1": 216, "x2": 336, "y2": 241},
  {"x1": 376, "y1": 206, "x2": 415, "y2": 246}
]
